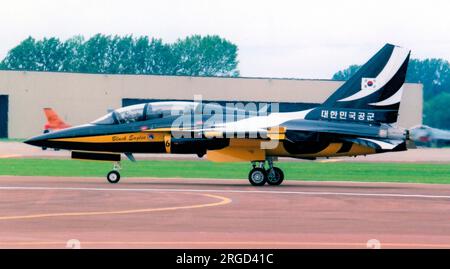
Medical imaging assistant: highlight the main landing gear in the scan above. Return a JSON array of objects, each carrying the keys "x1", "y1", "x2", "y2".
[
  {"x1": 248, "y1": 158, "x2": 284, "y2": 186},
  {"x1": 107, "y1": 161, "x2": 121, "y2": 184}
]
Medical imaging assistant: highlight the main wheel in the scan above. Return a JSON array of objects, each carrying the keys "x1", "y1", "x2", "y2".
[
  {"x1": 248, "y1": 168, "x2": 267, "y2": 186},
  {"x1": 266, "y1": 167, "x2": 284, "y2": 186},
  {"x1": 107, "y1": 171, "x2": 121, "y2": 184}
]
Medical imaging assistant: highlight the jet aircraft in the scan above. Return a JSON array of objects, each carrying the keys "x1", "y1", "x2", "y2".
[
  {"x1": 410, "y1": 125, "x2": 450, "y2": 147},
  {"x1": 41, "y1": 108, "x2": 71, "y2": 150},
  {"x1": 25, "y1": 44, "x2": 412, "y2": 186},
  {"x1": 43, "y1": 108, "x2": 71, "y2": 133}
]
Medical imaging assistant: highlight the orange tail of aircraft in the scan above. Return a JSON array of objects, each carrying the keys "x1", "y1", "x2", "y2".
[{"x1": 43, "y1": 108, "x2": 71, "y2": 132}]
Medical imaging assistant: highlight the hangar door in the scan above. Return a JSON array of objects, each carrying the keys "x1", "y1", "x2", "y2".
[{"x1": 0, "y1": 95, "x2": 8, "y2": 138}]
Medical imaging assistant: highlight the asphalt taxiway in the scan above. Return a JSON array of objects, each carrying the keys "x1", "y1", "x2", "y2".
[{"x1": 0, "y1": 176, "x2": 449, "y2": 248}]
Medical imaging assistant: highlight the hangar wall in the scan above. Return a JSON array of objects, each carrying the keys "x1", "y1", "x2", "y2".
[{"x1": 0, "y1": 70, "x2": 423, "y2": 138}]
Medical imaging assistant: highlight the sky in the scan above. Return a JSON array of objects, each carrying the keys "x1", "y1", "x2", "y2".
[{"x1": 0, "y1": 0, "x2": 449, "y2": 79}]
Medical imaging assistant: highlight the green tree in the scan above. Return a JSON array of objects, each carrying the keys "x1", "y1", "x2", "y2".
[
  {"x1": 332, "y1": 65, "x2": 361, "y2": 80},
  {"x1": 132, "y1": 36, "x2": 173, "y2": 75},
  {"x1": 424, "y1": 93, "x2": 450, "y2": 129},
  {"x1": 0, "y1": 34, "x2": 240, "y2": 77},
  {"x1": 405, "y1": 59, "x2": 450, "y2": 100},
  {"x1": 80, "y1": 34, "x2": 112, "y2": 73},
  {"x1": 1, "y1": 37, "x2": 38, "y2": 70},
  {"x1": 34, "y1": 38, "x2": 65, "y2": 71},
  {"x1": 171, "y1": 35, "x2": 239, "y2": 76},
  {"x1": 108, "y1": 35, "x2": 134, "y2": 74},
  {"x1": 60, "y1": 36, "x2": 85, "y2": 72}
]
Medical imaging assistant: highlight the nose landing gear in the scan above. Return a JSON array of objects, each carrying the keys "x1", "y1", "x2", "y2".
[{"x1": 107, "y1": 161, "x2": 121, "y2": 184}]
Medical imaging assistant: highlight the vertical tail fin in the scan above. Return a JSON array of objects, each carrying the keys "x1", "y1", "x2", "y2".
[
  {"x1": 43, "y1": 108, "x2": 71, "y2": 130},
  {"x1": 307, "y1": 44, "x2": 411, "y2": 124}
]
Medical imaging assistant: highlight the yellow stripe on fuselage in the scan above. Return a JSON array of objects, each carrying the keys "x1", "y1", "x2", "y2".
[
  {"x1": 347, "y1": 143, "x2": 376, "y2": 155},
  {"x1": 49, "y1": 132, "x2": 166, "y2": 143},
  {"x1": 266, "y1": 142, "x2": 376, "y2": 158},
  {"x1": 297, "y1": 143, "x2": 343, "y2": 158}
]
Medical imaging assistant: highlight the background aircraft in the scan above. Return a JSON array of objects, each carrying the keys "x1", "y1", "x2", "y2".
[
  {"x1": 41, "y1": 108, "x2": 71, "y2": 150},
  {"x1": 25, "y1": 44, "x2": 412, "y2": 186},
  {"x1": 43, "y1": 108, "x2": 71, "y2": 132},
  {"x1": 410, "y1": 125, "x2": 450, "y2": 147}
]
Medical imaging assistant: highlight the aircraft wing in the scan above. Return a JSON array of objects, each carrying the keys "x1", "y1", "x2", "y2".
[
  {"x1": 340, "y1": 137, "x2": 406, "y2": 151},
  {"x1": 430, "y1": 127, "x2": 450, "y2": 141},
  {"x1": 277, "y1": 120, "x2": 406, "y2": 151},
  {"x1": 200, "y1": 120, "x2": 382, "y2": 141}
]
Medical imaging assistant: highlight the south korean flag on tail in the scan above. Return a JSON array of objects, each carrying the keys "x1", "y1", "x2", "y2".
[{"x1": 362, "y1": 78, "x2": 377, "y2": 90}]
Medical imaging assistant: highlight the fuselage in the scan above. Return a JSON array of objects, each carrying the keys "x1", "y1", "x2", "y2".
[{"x1": 25, "y1": 101, "x2": 407, "y2": 161}]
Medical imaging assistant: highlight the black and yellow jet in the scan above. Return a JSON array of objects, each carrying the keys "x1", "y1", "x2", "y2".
[{"x1": 25, "y1": 44, "x2": 412, "y2": 186}]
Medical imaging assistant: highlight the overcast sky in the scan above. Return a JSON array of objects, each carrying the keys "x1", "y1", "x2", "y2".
[{"x1": 0, "y1": 0, "x2": 449, "y2": 79}]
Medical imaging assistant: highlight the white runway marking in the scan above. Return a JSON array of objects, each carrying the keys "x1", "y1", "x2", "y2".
[{"x1": 0, "y1": 185, "x2": 449, "y2": 200}]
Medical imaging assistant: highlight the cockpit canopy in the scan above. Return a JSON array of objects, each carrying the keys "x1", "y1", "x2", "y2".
[
  {"x1": 91, "y1": 101, "x2": 262, "y2": 125},
  {"x1": 92, "y1": 102, "x2": 199, "y2": 125}
]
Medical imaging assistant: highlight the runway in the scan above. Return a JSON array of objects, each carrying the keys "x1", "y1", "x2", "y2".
[{"x1": 1, "y1": 176, "x2": 450, "y2": 249}]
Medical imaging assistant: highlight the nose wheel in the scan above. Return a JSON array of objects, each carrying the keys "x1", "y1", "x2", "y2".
[
  {"x1": 107, "y1": 161, "x2": 121, "y2": 184},
  {"x1": 107, "y1": 170, "x2": 121, "y2": 184}
]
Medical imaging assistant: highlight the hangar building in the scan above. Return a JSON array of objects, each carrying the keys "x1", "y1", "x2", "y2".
[{"x1": 0, "y1": 70, "x2": 422, "y2": 138}]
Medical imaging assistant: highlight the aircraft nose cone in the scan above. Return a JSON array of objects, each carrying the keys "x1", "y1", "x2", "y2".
[
  {"x1": 24, "y1": 133, "x2": 53, "y2": 147},
  {"x1": 24, "y1": 137, "x2": 43, "y2": 147},
  {"x1": 23, "y1": 124, "x2": 97, "y2": 150}
]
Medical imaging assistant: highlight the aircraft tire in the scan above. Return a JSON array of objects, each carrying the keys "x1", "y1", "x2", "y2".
[
  {"x1": 266, "y1": 167, "x2": 284, "y2": 186},
  {"x1": 248, "y1": 168, "x2": 267, "y2": 186},
  {"x1": 107, "y1": 171, "x2": 121, "y2": 184}
]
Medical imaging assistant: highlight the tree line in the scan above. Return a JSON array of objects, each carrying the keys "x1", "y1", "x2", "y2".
[
  {"x1": 332, "y1": 58, "x2": 450, "y2": 129},
  {"x1": 0, "y1": 34, "x2": 239, "y2": 77}
]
